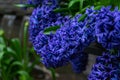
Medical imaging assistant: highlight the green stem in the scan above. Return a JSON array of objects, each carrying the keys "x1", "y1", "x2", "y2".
[
  {"x1": 23, "y1": 22, "x2": 29, "y2": 70},
  {"x1": 49, "y1": 68, "x2": 56, "y2": 80}
]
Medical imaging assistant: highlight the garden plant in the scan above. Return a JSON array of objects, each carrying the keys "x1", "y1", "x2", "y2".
[{"x1": 1, "y1": 0, "x2": 120, "y2": 80}]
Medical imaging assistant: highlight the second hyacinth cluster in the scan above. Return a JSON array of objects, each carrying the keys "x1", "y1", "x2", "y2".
[
  {"x1": 28, "y1": 0, "x2": 120, "y2": 79},
  {"x1": 88, "y1": 51, "x2": 120, "y2": 80}
]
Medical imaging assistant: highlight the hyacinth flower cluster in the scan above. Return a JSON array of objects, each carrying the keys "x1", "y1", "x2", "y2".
[
  {"x1": 28, "y1": 0, "x2": 120, "y2": 79},
  {"x1": 88, "y1": 6, "x2": 120, "y2": 80},
  {"x1": 28, "y1": 0, "x2": 98, "y2": 73},
  {"x1": 88, "y1": 51, "x2": 120, "y2": 80},
  {"x1": 42, "y1": 14, "x2": 96, "y2": 72},
  {"x1": 95, "y1": 7, "x2": 120, "y2": 50}
]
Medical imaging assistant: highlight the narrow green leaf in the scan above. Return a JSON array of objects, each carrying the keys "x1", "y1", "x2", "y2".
[
  {"x1": 11, "y1": 61, "x2": 23, "y2": 67},
  {"x1": 17, "y1": 71, "x2": 29, "y2": 76},
  {"x1": 5, "y1": 47, "x2": 18, "y2": 60},
  {"x1": 14, "y1": 4, "x2": 35, "y2": 8},
  {"x1": 69, "y1": 0, "x2": 80, "y2": 8},
  {"x1": 0, "y1": 37, "x2": 5, "y2": 44},
  {"x1": 81, "y1": 5, "x2": 90, "y2": 13},
  {"x1": 6, "y1": 47, "x2": 16, "y2": 54},
  {"x1": 0, "y1": 51, "x2": 4, "y2": 60},
  {"x1": 94, "y1": 6, "x2": 102, "y2": 10},
  {"x1": 0, "y1": 44, "x2": 5, "y2": 51},
  {"x1": 17, "y1": 71, "x2": 31, "y2": 80},
  {"x1": 44, "y1": 26, "x2": 60, "y2": 35},
  {"x1": 78, "y1": 14, "x2": 87, "y2": 22},
  {"x1": 10, "y1": 38, "x2": 22, "y2": 61},
  {"x1": 80, "y1": 0, "x2": 84, "y2": 11},
  {"x1": 54, "y1": 8, "x2": 69, "y2": 13},
  {"x1": 7, "y1": 61, "x2": 23, "y2": 74},
  {"x1": 11, "y1": 39, "x2": 21, "y2": 53}
]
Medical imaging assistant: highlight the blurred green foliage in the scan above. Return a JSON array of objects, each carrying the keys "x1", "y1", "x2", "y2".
[
  {"x1": 0, "y1": 23, "x2": 41, "y2": 80},
  {"x1": 54, "y1": 0, "x2": 120, "y2": 16}
]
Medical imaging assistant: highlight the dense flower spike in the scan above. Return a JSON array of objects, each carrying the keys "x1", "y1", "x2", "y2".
[
  {"x1": 88, "y1": 51, "x2": 120, "y2": 80},
  {"x1": 95, "y1": 6, "x2": 120, "y2": 50},
  {"x1": 39, "y1": 14, "x2": 84, "y2": 68},
  {"x1": 40, "y1": 13, "x2": 96, "y2": 68},
  {"x1": 29, "y1": 1, "x2": 71, "y2": 68},
  {"x1": 29, "y1": 5, "x2": 97, "y2": 70}
]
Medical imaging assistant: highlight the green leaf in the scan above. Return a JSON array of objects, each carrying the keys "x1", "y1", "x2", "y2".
[
  {"x1": 0, "y1": 37, "x2": 5, "y2": 44},
  {"x1": 0, "y1": 44, "x2": 5, "y2": 51},
  {"x1": 29, "y1": 47, "x2": 35, "y2": 53},
  {"x1": 6, "y1": 47, "x2": 16, "y2": 54},
  {"x1": 94, "y1": 6, "x2": 102, "y2": 10},
  {"x1": 0, "y1": 43, "x2": 5, "y2": 60},
  {"x1": 11, "y1": 39, "x2": 21, "y2": 53},
  {"x1": 10, "y1": 39, "x2": 22, "y2": 60},
  {"x1": 81, "y1": 5, "x2": 90, "y2": 13},
  {"x1": 7, "y1": 61, "x2": 23, "y2": 74},
  {"x1": 78, "y1": 14, "x2": 87, "y2": 22},
  {"x1": 17, "y1": 71, "x2": 32, "y2": 80},
  {"x1": 69, "y1": 0, "x2": 80, "y2": 8},
  {"x1": 0, "y1": 51, "x2": 4, "y2": 60},
  {"x1": 44, "y1": 26, "x2": 60, "y2": 35},
  {"x1": 4, "y1": 47, "x2": 19, "y2": 60},
  {"x1": 80, "y1": 0, "x2": 84, "y2": 11},
  {"x1": 54, "y1": 8, "x2": 69, "y2": 13},
  {"x1": 11, "y1": 61, "x2": 23, "y2": 67},
  {"x1": 14, "y1": 4, "x2": 35, "y2": 8},
  {"x1": 0, "y1": 29, "x2": 4, "y2": 36}
]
